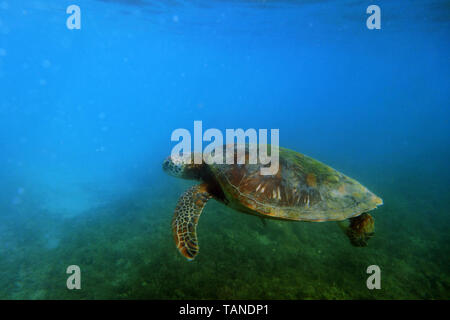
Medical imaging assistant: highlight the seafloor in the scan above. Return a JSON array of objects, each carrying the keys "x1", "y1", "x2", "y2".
[{"x1": 0, "y1": 169, "x2": 449, "y2": 300}]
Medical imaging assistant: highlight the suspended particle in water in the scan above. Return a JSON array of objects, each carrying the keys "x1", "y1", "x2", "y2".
[
  {"x1": 42, "y1": 59, "x2": 51, "y2": 68},
  {"x1": 11, "y1": 196, "x2": 21, "y2": 205}
]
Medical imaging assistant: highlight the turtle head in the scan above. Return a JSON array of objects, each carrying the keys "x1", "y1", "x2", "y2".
[{"x1": 162, "y1": 154, "x2": 203, "y2": 180}]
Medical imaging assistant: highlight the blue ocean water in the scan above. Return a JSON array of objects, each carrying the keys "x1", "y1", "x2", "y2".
[{"x1": 0, "y1": 0, "x2": 449, "y2": 299}]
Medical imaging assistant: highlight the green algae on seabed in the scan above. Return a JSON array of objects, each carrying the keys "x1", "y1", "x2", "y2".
[{"x1": 0, "y1": 177, "x2": 449, "y2": 300}]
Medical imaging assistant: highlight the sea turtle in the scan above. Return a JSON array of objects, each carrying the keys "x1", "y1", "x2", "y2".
[{"x1": 162, "y1": 144, "x2": 383, "y2": 260}]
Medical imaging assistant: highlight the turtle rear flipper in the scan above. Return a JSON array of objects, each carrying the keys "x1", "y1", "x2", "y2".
[
  {"x1": 341, "y1": 213, "x2": 375, "y2": 247},
  {"x1": 172, "y1": 183, "x2": 211, "y2": 260}
]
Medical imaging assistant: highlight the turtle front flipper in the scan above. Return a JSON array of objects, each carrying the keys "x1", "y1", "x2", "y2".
[{"x1": 172, "y1": 183, "x2": 212, "y2": 260}]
